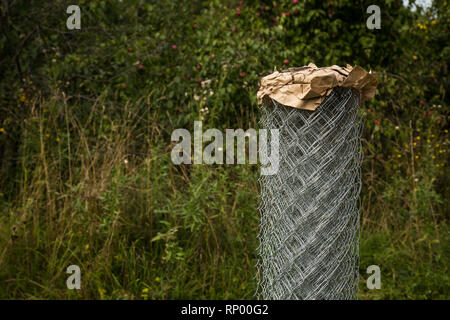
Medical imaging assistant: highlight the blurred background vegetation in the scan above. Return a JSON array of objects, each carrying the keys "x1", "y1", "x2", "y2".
[{"x1": 0, "y1": 0, "x2": 448, "y2": 299}]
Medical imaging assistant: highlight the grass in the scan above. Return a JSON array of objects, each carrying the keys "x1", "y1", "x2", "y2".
[{"x1": 0, "y1": 90, "x2": 448, "y2": 300}]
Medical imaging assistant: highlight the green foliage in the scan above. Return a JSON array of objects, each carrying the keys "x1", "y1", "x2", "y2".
[{"x1": 0, "y1": 0, "x2": 448, "y2": 299}]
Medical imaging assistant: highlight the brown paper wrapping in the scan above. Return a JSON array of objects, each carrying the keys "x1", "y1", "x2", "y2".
[{"x1": 257, "y1": 63, "x2": 377, "y2": 111}]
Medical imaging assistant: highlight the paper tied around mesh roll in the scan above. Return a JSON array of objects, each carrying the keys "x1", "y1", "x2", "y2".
[{"x1": 257, "y1": 63, "x2": 377, "y2": 111}]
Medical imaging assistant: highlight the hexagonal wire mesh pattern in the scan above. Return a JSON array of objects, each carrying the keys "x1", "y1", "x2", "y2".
[{"x1": 256, "y1": 87, "x2": 363, "y2": 300}]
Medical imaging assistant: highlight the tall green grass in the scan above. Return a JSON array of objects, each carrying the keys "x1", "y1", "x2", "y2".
[{"x1": 0, "y1": 90, "x2": 447, "y2": 299}]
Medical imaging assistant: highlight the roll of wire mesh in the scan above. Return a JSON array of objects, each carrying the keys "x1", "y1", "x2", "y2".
[{"x1": 257, "y1": 87, "x2": 363, "y2": 300}]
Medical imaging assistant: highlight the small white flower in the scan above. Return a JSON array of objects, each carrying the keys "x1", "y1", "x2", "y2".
[
  {"x1": 124, "y1": 159, "x2": 128, "y2": 164},
  {"x1": 201, "y1": 79, "x2": 212, "y2": 88}
]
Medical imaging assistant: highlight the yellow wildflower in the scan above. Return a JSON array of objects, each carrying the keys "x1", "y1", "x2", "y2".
[{"x1": 98, "y1": 288, "x2": 106, "y2": 297}]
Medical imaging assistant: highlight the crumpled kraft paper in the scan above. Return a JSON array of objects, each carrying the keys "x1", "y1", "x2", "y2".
[{"x1": 257, "y1": 63, "x2": 377, "y2": 111}]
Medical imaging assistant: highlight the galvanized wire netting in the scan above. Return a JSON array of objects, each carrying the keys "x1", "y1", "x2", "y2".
[{"x1": 256, "y1": 87, "x2": 363, "y2": 300}]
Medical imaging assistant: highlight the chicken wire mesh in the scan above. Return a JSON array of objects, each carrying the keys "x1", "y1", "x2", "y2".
[{"x1": 256, "y1": 87, "x2": 363, "y2": 300}]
